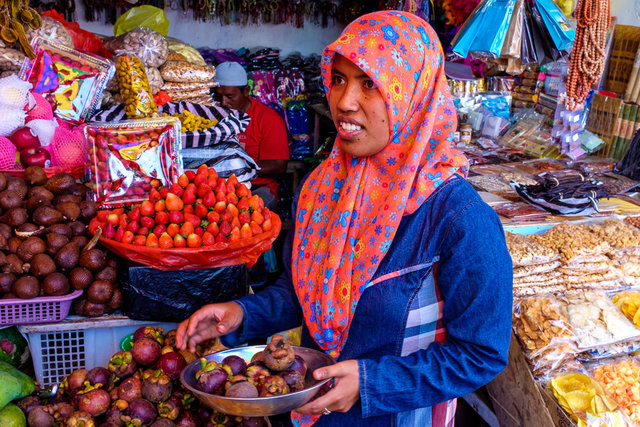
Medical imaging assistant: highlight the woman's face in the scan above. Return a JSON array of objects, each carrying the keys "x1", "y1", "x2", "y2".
[{"x1": 329, "y1": 55, "x2": 390, "y2": 157}]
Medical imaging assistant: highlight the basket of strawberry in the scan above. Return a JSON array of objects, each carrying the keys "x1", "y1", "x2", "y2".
[{"x1": 88, "y1": 165, "x2": 280, "y2": 270}]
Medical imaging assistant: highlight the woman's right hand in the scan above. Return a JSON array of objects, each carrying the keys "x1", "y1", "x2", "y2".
[{"x1": 175, "y1": 302, "x2": 244, "y2": 353}]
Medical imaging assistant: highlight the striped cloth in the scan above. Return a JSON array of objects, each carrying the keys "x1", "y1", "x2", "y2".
[
  {"x1": 91, "y1": 102, "x2": 258, "y2": 182},
  {"x1": 90, "y1": 102, "x2": 250, "y2": 149}
]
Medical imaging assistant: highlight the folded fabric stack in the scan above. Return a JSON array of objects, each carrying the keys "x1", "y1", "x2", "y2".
[{"x1": 506, "y1": 232, "x2": 562, "y2": 297}]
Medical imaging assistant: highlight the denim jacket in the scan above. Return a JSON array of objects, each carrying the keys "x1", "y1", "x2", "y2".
[{"x1": 223, "y1": 175, "x2": 513, "y2": 426}]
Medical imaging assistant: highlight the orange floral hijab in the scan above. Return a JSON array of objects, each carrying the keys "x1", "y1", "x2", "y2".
[{"x1": 292, "y1": 11, "x2": 469, "y2": 361}]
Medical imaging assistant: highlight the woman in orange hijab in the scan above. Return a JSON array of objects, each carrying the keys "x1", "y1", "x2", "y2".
[{"x1": 178, "y1": 11, "x2": 512, "y2": 427}]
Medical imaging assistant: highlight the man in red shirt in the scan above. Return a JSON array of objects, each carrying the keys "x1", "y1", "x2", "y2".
[{"x1": 214, "y1": 62, "x2": 289, "y2": 210}]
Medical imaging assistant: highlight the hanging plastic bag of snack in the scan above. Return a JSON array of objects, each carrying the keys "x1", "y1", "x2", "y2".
[{"x1": 115, "y1": 54, "x2": 158, "y2": 119}]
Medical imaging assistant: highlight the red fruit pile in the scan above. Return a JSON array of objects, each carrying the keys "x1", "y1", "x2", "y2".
[{"x1": 88, "y1": 165, "x2": 274, "y2": 249}]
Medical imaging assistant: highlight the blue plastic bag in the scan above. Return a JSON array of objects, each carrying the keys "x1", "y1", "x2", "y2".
[
  {"x1": 536, "y1": 0, "x2": 575, "y2": 51},
  {"x1": 452, "y1": 0, "x2": 516, "y2": 58}
]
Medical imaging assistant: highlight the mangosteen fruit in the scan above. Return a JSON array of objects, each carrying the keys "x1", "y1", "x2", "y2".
[
  {"x1": 17, "y1": 395, "x2": 41, "y2": 414},
  {"x1": 225, "y1": 380, "x2": 258, "y2": 398},
  {"x1": 78, "y1": 388, "x2": 110, "y2": 416},
  {"x1": 196, "y1": 367, "x2": 228, "y2": 395},
  {"x1": 27, "y1": 405, "x2": 54, "y2": 427},
  {"x1": 85, "y1": 366, "x2": 114, "y2": 390},
  {"x1": 151, "y1": 419, "x2": 176, "y2": 427},
  {"x1": 118, "y1": 376, "x2": 142, "y2": 402},
  {"x1": 126, "y1": 399, "x2": 157, "y2": 426},
  {"x1": 66, "y1": 368, "x2": 88, "y2": 391},
  {"x1": 175, "y1": 410, "x2": 198, "y2": 427},
  {"x1": 281, "y1": 369, "x2": 305, "y2": 392},
  {"x1": 109, "y1": 350, "x2": 137, "y2": 379},
  {"x1": 245, "y1": 363, "x2": 270, "y2": 388},
  {"x1": 157, "y1": 395, "x2": 182, "y2": 421},
  {"x1": 221, "y1": 355, "x2": 247, "y2": 376},
  {"x1": 142, "y1": 370, "x2": 173, "y2": 403},
  {"x1": 262, "y1": 334, "x2": 295, "y2": 371},
  {"x1": 289, "y1": 355, "x2": 308, "y2": 377},
  {"x1": 133, "y1": 326, "x2": 164, "y2": 345},
  {"x1": 132, "y1": 337, "x2": 162, "y2": 366},
  {"x1": 258, "y1": 375, "x2": 289, "y2": 397},
  {"x1": 156, "y1": 352, "x2": 187, "y2": 381}
]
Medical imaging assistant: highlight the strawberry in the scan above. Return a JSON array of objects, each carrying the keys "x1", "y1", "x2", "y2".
[
  {"x1": 215, "y1": 190, "x2": 227, "y2": 203},
  {"x1": 220, "y1": 221, "x2": 232, "y2": 236},
  {"x1": 146, "y1": 233, "x2": 159, "y2": 247},
  {"x1": 187, "y1": 233, "x2": 202, "y2": 248},
  {"x1": 182, "y1": 191, "x2": 196, "y2": 205},
  {"x1": 227, "y1": 174, "x2": 239, "y2": 187},
  {"x1": 126, "y1": 220, "x2": 140, "y2": 234},
  {"x1": 128, "y1": 207, "x2": 141, "y2": 222},
  {"x1": 207, "y1": 211, "x2": 220, "y2": 224},
  {"x1": 197, "y1": 164, "x2": 209, "y2": 175},
  {"x1": 114, "y1": 227, "x2": 125, "y2": 242},
  {"x1": 166, "y1": 192, "x2": 184, "y2": 211},
  {"x1": 238, "y1": 211, "x2": 251, "y2": 225},
  {"x1": 185, "y1": 183, "x2": 197, "y2": 195},
  {"x1": 195, "y1": 226, "x2": 204, "y2": 237},
  {"x1": 134, "y1": 235, "x2": 147, "y2": 246},
  {"x1": 138, "y1": 227, "x2": 150, "y2": 236},
  {"x1": 159, "y1": 187, "x2": 170, "y2": 199},
  {"x1": 236, "y1": 183, "x2": 250, "y2": 198},
  {"x1": 97, "y1": 211, "x2": 110, "y2": 222},
  {"x1": 140, "y1": 216, "x2": 155, "y2": 229},
  {"x1": 167, "y1": 223, "x2": 180, "y2": 237},
  {"x1": 149, "y1": 188, "x2": 162, "y2": 203},
  {"x1": 197, "y1": 184, "x2": 211, "y2": 199},
  {"x1": 118, "y1": 215, "x2": 128, "y2": 230},
  {"x1": 173, "y1": 234, "x2": 187, "y2": 248},
  {"x1": 240, "y1": 223, "x2": 252, "y2": 239},
  {"x1": 226, "y1": 193, "x2": 239, "y2": 206},
  {"x1": 122, "y1": 231, "x2": 135, "y2": 244},
  {"x1": 221, "y1": 210, "x2": 233, "y2": 223},
  {"x1": 169, "y1": 210, "x2": 184, "y2": 224},
  {"x1": 214, "y1": 201, "x2": 226, "y2": 214},
  {"x1": 184, "y1": 213, "x2": 201, "y2": 227},
  {"x1": 180, "y1": 222, "x2": 195, "y2": 237},
  {"x1": 159, "y1": 233, "x2": 174, "y2": 249},
  {"x1": 150, "y1": 179, "x2": 161, "y2": 188},
  {"x1": 183, "y1": 205, "x2": 194, "y2": 214},
  {"x1": 226, "y1": 204, "x2": 239, "y2": 218},
  {"x1": 154, "y1": 200, "x2": 166, "y2": 212},
  {"x1": 170, "y1": 183, "x2": 184, "y2": 197},
  {"x1": 203, "y1": 191, "x2": 216, "y2": 208},
  {"x1": 107, "y1": 213, "x2": 119, "y2": 226},
  {"x1": 251, "y1": 210, "x2": 264, "y2": 225},
  {"x1": 193, "y1": 174, "x2": 206, "y2": 187},
  {"x1": 231, "y1": 217, "x2": 241, "y2": 231},
  {"x1": 140, "y1": 201, "x2": 155, "y2": 217},
  {"x1": 207, "y1": 222, "x2": 219, "y2": 236},
  {"x1": 206, "y1": 175, "x2": 217, "y2": 188},
  {"x1": 178, "y1": 173, "x2": 190, "y2": 188},
  {"x1": 249, "y1": 195, "x2": 264, "y2": 212},
  {"x1": 195, "y1": 203, "x2": 208, "y2": 218},
  {"x1": 237, "y1": 197, "x2": 250, "y2": 212},
  {"x1": 262, "y1": 218, "x2": 272, "y2": 232},
  {"x1": 250, "y1": 221, "x2": 263, "y2": 235},
  {"x1": 215, "y1": 233, "x2": 227, "y2": 244},
  {"x1": 103, "y1": 223, "x2": 116, "y2": 239},
  {"x1": 185, "y1": 170, "x2": 196, "y2": 181},
  {"x1": 155, "y1": 211, "x2": 169, "y2": 226},
  {"x1": 208, "y1": 168, "x2": 218, "y2": 180},
  {"x1": 263, "y1": 208, "x2": 272, "y2": 220},
  {"x1": 202, "y1": 231, "x2": 215, "y2": 246},
  {"x1": 229, "y1": 227, "x2": 241, "y2": 242},
  {"x1": 153, "y1": 224, "x2": 167, "y2": 237}
]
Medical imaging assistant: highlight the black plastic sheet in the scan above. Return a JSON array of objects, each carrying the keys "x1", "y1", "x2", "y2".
[{"x1": 119, "y1": 260, "x2": 249, "y2": 322}]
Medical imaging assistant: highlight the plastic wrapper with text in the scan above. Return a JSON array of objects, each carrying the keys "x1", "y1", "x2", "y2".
[{"x1": 85, "y1": 118, "x2": 183, "y2": 207}]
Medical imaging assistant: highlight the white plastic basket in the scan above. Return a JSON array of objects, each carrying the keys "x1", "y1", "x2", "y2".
[{"x1": 18, "y1": 315, "x2": 177, "y2": 388}]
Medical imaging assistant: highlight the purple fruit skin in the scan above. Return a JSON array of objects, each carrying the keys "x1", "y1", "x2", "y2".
[
  {"x1": 78, "y1": 388, "x2": 110, "y2": 416},
  {"x1": 86, "y1": 367, "x2": 113, "y2": 389},
  {"x1": 281, "y1": 369, "x2": 305, "y2": 392},
  {"x1": 142, "y1": 377, "x2": 173, "y2": 403},
  {"x1": 118, "y1": 377, "x2": 142, "y2": 402},
  {"x1": 289, "y1": 355, "x2": 307, "y2": 377},
  {"x1": 221, "y1": 355, "x2": 247, "y2": 376},
  {"x1": 196, "y1": 367, "x2": 228, "y2": 395},
  {"x1": 128, "y1": 399, "x2": 157, "y2": 425},
  {"x1": 131, "y1": 337, "x2": 162, "y2": 366},
  {"x1": 175, "y1": 410, "x2": 198, "y2": 427}
]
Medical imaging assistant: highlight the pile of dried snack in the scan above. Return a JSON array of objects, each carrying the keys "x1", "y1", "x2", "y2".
[
  {"x1": 512, "y1": 295, "x2": 580, "y2": 376},
  {"x1": 593, "y1": 359, "x2": 640, "y2": 425},
  {"x1": 531, "y1": 222, "x2": 622, "y2": 292},
  {"x1": 506, "y1": 232, "x2": 562, "y2": 297},
  {"x1": 590, "y1": 219, "x2": 640, "y2": 286}
]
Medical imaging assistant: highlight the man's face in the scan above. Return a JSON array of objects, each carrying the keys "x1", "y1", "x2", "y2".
[{"x1": 215, "y1": 86, "x2": 250, "y2": 112}]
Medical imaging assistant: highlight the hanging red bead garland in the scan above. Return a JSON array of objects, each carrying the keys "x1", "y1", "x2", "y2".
[{"x1": 565, "y1": 0, "x2": 611, "y2": 111}]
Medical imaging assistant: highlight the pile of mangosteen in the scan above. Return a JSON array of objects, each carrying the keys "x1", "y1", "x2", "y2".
[
  {"x1": 195, "y1": 334, "x2": 307, "y2": 400},
  {"x1": 0, "y1": 166, "x2": 122, "y2": 317},
  {"x1": 18, "y1": 326, "x2": 268, "y2": 427}
]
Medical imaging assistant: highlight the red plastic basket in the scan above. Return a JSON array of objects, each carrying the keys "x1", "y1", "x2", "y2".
[{"x1": 0, "y1": 290, "x2": 83, "y2": 326}]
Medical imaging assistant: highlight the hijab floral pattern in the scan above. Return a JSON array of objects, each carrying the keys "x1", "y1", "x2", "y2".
[{"x1": 292, "y1": 11, "x2": 468, "y2": 411}]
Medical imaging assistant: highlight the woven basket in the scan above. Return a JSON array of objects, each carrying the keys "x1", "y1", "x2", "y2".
[{"x1": 604, "y1": 25, "x2": 640, "y2": 96}]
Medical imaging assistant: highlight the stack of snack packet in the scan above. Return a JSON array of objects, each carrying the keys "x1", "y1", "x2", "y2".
[{"x1": 505, "y1": 232, "x2": 562, "y2": 297}]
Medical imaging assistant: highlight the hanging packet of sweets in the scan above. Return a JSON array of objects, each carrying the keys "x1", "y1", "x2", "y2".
[
  {"x1": 84, "y1": 118, "x2": 182, "y2": 207},
  {"x1": 19, "y1": 37, "x2": 114, "y2": 124},
  {"x1": 115, "y1": 54, "x2": 158, "y2": 119}
]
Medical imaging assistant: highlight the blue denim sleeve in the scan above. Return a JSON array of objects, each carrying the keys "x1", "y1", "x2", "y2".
[
  {"x1": 358, "y1": 201, "x2": 513, "y2": 418},
  {"x1": 221, "y1": 203, "x2": 303, "y2": 347}
]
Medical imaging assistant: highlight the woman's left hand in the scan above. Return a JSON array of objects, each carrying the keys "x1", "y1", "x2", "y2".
[{"x1": 295, "y1": 360, "x2": 360, "y2": 415}]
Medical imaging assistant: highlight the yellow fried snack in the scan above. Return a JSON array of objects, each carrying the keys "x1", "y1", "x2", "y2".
[
  {"x1": 612, "y1": 291, "x2": 640, "y2": 328},
  {"x1": 549, "y1": 373, "x2": 625, "y2": 427},
  {"x1": 594, "y1": 360, "x2": 640, "y2": 425},
  {"x1": 116, "y1": 55, "x2": 158, "y2": 119},
  {"x1": 162, "y1": 110, "x2": 217, "y2": 132}
]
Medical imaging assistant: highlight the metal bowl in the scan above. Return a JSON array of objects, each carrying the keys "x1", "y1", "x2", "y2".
[{"x1": 180, "y1": 345, "x2": 335, "y2": 417}]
